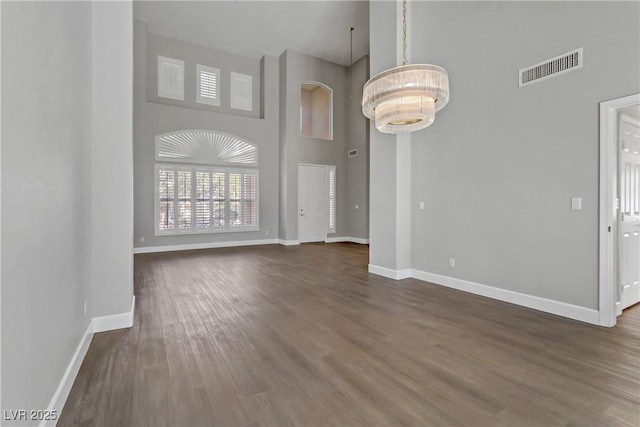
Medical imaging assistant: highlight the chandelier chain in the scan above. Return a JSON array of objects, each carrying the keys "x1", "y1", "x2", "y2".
[
  {"x1": 402, "y1": 0, "x2": 407, "y2": 65},
  {"x1": 350, "y1": 27, "x2": 354, "y2": 65}
]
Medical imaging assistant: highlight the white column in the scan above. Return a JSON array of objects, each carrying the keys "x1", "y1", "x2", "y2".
[
  {"x1": 368, "y1": 0, "x2": 413, "y2": 279},
  {"x1": 91, "y1": 0, "x2": 134, "y2": 319}
]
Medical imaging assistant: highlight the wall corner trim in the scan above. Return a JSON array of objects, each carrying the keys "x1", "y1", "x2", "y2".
[
  {"x1": 40, "y1": 323, "x2": 94, "y2": 427},
  {"x1": 368, "y1": 264, "x2": 412, "y2": 280},
  {"x1": 91, "y1": 296, "x2": 136, "y2": 333},
  {"x1": 278, "y1": 239, "x2": 301, "y2": 246},
  {"x1": 411, "y1": 269, "x2": 600, "y2": 325}
]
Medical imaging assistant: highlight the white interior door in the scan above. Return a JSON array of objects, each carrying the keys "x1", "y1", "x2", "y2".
[
  {"x1": 619, "y1": 117, "x2": 640, "y2": 310},
  {"x1": 298, "y1": 164, "x2": 326, "y2": 243}
]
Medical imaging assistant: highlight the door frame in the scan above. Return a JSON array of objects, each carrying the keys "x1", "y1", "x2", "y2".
[
  {"x1": 618, "y1": 113, "x2": 640, "y2": 311},
  {"x1": 298, "y1": 163, "x2": 327, "y2": 243},
  {"x1": 599, "y1": 92, "x2": 640, "y2": 327}
]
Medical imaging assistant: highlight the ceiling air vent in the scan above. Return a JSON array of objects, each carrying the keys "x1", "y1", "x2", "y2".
[{"x1": 519, "y1": 48, "x2": 583, "y2": 87}]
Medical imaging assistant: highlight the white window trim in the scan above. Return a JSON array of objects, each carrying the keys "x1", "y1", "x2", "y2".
[
  {"x1": 155, "y1": 164, "x2": 259, "y2": 236},
  {"x1": 196, "y1": 64, "x2": 221, "y2": 106}
]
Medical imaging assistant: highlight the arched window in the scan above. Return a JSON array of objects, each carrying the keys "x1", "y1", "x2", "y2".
[{"x1": 154, "y1": 130, "x2": 258, "y2": 235}]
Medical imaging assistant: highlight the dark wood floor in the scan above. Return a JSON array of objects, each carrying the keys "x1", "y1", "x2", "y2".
[{"x1": 59, "y1": 243, "x2": 639, "y2": 427}]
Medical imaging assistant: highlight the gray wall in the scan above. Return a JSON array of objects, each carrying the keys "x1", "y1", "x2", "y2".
[
  {"x1": 278, "y1": 52, "x2": 288, "y2": 240},
  {"x1": 368, "y1": 1, "x2": 640, "y2": 309},
  {"x1": 1, "y1": 1, "x2": 91, "y2": 421},
  {"x1": 279, "y1": 49, "x2": 349, "y2": 241},
  {"x1": 369, "y1": 0, "x2": 401, "y2": 269},
  {"x1": 346, "y1": 55, "x2": 370, "y2": 240},
  {"x1": 136, "y1": 24, "x2": 369, "y2": 248},
  {"x1": 1, "y1": 2, "x2": 134, "y2": 420},
  {"x1": 134, "y1": 21, "x2": 280, "y2": 248},
  {"x1": 146, "y1": 32, "x2": 261, "y2": 118},
  {"x1": 91, "y1": 1, "x2": 134, "y2": 318}
]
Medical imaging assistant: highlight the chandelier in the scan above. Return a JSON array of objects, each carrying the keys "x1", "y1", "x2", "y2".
[{"x1": 362, "y1": 0, "x2": 450, "y2": 134}]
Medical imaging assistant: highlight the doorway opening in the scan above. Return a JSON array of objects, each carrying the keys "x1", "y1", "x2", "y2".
[{"x1": 599, "y1": 93, "x2": 640, "y2": 327}]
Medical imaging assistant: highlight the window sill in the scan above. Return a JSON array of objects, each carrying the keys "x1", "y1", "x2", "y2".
[{"x1": 155, "y1": 226, "x2": 259, "y2": 237}]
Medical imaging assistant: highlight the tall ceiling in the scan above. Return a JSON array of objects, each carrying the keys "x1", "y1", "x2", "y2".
[{"x1": 133, "y1": 0, "x2": 370, "y2": 66}]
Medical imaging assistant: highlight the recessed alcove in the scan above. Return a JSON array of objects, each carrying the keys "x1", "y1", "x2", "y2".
[{"x1": 300, "y1": 82, "x2": 333, "y2": 140}]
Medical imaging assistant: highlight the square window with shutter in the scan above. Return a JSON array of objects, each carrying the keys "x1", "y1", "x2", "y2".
[
  {"x1": 230, "y1": 72, "x2": 252, "y2": 111},
  {"x1": 157, "y1": 56, "x2": 185, "y2": 101},
  {"x1": 197, "y1": 65, "x2": 220, "y2": 106}
]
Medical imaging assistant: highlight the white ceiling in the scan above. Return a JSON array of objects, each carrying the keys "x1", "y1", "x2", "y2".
[{"x1": 133, "y1": 0, "x2": 370, "y2": 66}]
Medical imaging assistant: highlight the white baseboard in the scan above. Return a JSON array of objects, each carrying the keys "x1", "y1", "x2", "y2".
[
  {"x1": 134, "y1": 239, "x2": 279, "y2": 254},
  {"x1": 91, "y1": 296, "x2": 136, "y2": 333},
  {"x1": 325, "y1": 236, "x2": 346, "y2": 243},
  {"x1": 367, "y1": 264, "x2": 599, "y2": 324},
  {"x1": 368, "y1": 264, "x2": 411, "y2": 280},
  {"x1": 411, "y1": 269, "x2": 600, "y2": 325},
  {"x1": 278, "y1": 239, "x2": 300, "y2": 246},
  {"x1": 325, "y1": 236, "x2": 370, "y2": 244},
  {"x1": 134, "y1": 237, "x2": 369, "y2": 253},
  {"x1": 40, "y1": 322, "x2": 94, "y2": 427},
  {"x1": 347, "y1": 237, "x2": 370, "y2": 244}
]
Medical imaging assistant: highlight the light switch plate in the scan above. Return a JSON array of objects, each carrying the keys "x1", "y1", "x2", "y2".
[{"x1": 571, "y1": 197, "x2": 582, "y2": 210}]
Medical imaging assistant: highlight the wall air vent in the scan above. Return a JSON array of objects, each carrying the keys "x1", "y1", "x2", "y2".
[
  {"x1": 348, "y1": 149, "x2": 358, "y2": 158},
  {"x1": 519, "y1": 48, "x2": 583, "y2": 87}
]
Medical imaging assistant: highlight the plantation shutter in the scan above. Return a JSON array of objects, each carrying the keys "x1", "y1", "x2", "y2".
[{"x1": 328, "y1": 166, "x2": 336, "y2": 233}]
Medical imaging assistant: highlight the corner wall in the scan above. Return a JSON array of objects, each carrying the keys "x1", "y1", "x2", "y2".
[
  {"x1": 346, "y1": 55, "x2": 370, "y2": 241},
  {"x1": 369, "y1": 0, "x2": 401, "y2": 269},
  {"x1": 1, "y1": 2, "x2": 134, "y2": 422},
  {"x1": 409, "y1": 0, "x2": 639, "y2": 310},
  {"x1": 1, "y1": 3, "x2": 93, "y2": 420},
  {"x1": 279, "y1": 49, "x2": 369, "y2": 242},
  {"x1": 91, "y1": 0, "x2": 134, "y2": 318},
  {"x1": 278, "y1": 52, "x2": 288, "y2": 241}
]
